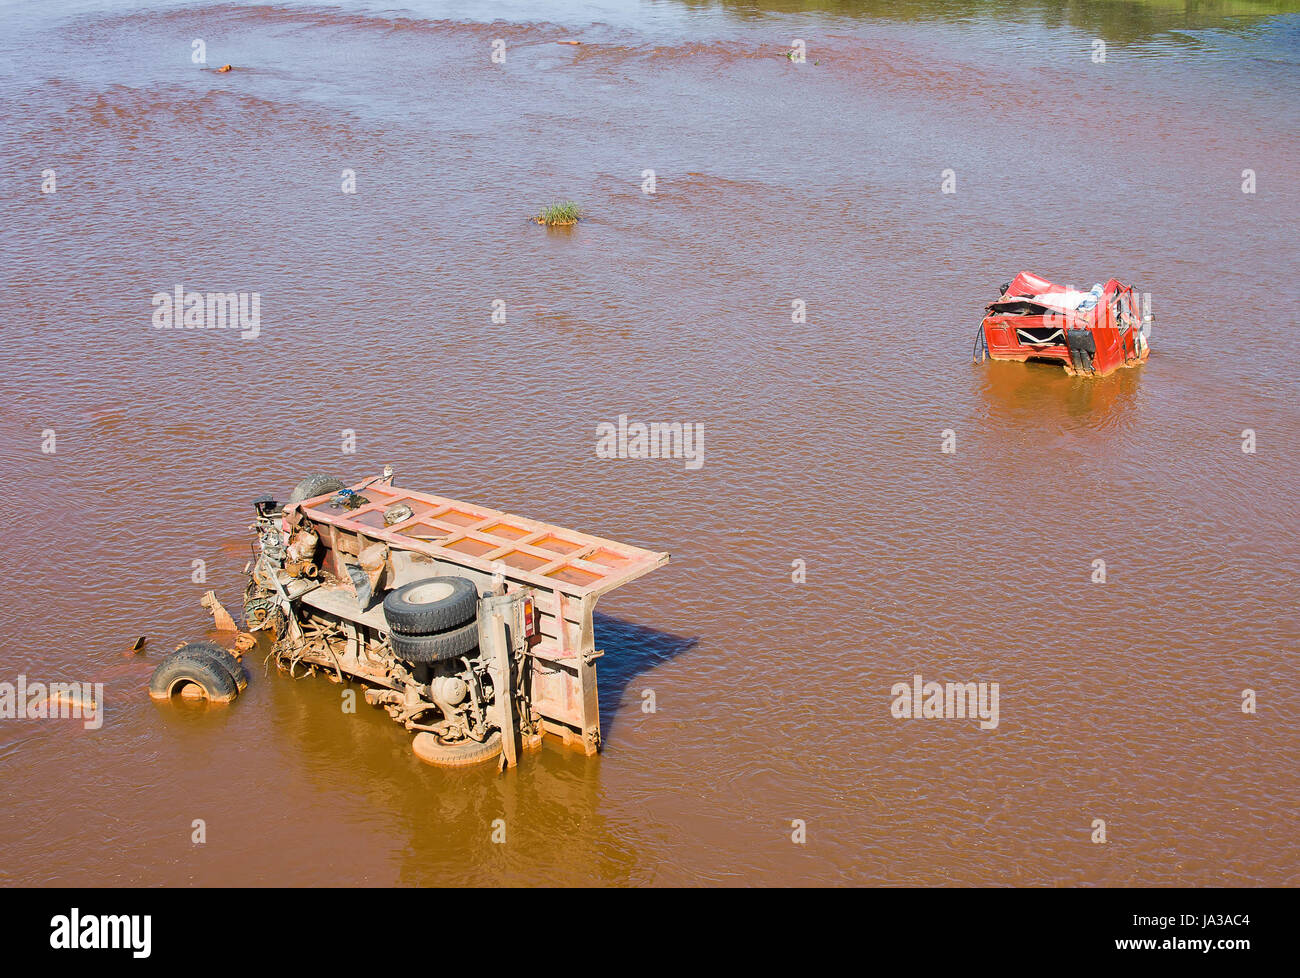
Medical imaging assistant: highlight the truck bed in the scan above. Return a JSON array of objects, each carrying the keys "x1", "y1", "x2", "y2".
[
  {"x1": 283, "y1": 478, "x2": 669, "y2": 753},
  {"x1": 291, "y1": 481, "x2": 669, "y2": 601}
]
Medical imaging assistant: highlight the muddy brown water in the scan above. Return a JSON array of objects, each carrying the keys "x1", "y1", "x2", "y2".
[{"x1": 1, "y1": 0, "x2": 1297, "y2": 886}]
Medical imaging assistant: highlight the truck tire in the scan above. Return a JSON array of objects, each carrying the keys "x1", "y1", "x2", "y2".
[
  {"x1": 383, "y1": 577, "x2": 478, "y2": 636},
  {"x1": 175, "y1": 641, "x2": 248, "y2": 691},
  {"x1": 287, "y1": 474, "x2": 346, "y2": 506},
  {"x1": 149, "y1": 650, "x2": 240, "y2": 703},
  {"x1": 412, "y1": 730, "x2": 502, "y2": 768},
  {"x1": 390, "y1": 619, "x2": 479, "y2": 663}
]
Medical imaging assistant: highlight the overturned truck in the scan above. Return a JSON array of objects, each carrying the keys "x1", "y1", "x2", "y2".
[
  {"x1": 243, "y1": 470, "x2": 669, "y2": 768},
  {"x1": 975, "y1": 271, "x2": 1152, "y2": 377}
]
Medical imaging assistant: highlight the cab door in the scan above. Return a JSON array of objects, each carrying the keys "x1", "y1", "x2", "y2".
[{"x1": 1115, "y1": 288, "x2": 1139, "y2": 361}]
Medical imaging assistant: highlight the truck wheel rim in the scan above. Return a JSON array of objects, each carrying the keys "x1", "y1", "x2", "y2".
[
  {"x1": 404, "y1": 582, "x2": 456, "y2": 605},
  {"x1": 170, "y1": 679, "x2": 208, "y2": 700}
]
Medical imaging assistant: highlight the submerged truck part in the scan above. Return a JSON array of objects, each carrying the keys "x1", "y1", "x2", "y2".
[
  {"x1": 249, "y1": 471, "x2": 669, "y2": 766},
  {"x1": 976, "y1": 271, "x2": 1150, "y2": 377},
  {"x1": 149, "y1": 642, "x2": 245, "y2": 704}
]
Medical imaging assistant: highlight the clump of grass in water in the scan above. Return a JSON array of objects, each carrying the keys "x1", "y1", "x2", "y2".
[{"x1": 535, "y1": 201, "x2": 580, "y2": 226}]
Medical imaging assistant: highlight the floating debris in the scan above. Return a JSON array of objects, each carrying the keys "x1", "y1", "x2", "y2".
[
  {"x1": 149, "y1": 641, "x2": 246, "y2": 704},
  {"x1": 200, "y1": 590, "x2": 239, "y2": 632},
  {"x1": 45, "y1": 685, "x2": 97, "y2": 714}
]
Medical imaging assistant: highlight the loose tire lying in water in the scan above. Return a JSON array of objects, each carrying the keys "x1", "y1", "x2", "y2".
[
  {"x1": 149, "y1": 645, "x2": 242, "y2": 703},
  {"x1": 412, "y1": 730, "x2": 502, "y2": 768},
  {"x1": 176, "y1": 640, "x2": 248, "y2": 691}
]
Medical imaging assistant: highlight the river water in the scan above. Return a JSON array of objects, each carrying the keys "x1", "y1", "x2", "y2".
[{"x1": 1, "y1": 0, "x2": 1297, "y2": 886}]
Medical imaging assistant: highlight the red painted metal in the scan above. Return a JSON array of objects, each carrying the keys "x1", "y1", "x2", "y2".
[{"x1": 979, "y1": 271, "x2": 1150, "y2": 377}]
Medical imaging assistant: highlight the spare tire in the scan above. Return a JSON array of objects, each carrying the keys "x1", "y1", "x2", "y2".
[
  {"x1": 286, "y1": 474, "x2": 346, "y2": 506},
  {"x1": 390, "y1": 619, "x2": 480, "y2": 664},
  {"x1": 149, "y1": 650, "x2": 240, "y2": 703},
  {"x1": 175, "y1": 641, "x2": 247, "y2": 691},
  {"x1": 383, "y1": 577, "x2": 478, "y2": 636},
  {"x1": 412, "y1": 730, "x2": 502, "y2": 768}
]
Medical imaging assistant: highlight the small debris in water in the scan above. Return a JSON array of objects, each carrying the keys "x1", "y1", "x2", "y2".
[
  {"x1": 45, "y1": 686, "x2": 97, "y2": 713},
  {"x1": 217, "y1": 64, "x2": 233, "y2": 73},
  {"x1": 201, "y1": 590, "x2": 239, "y2": 631},
  {"x1": 125, "y1": 635, "x2": 146, "y2": 656}
]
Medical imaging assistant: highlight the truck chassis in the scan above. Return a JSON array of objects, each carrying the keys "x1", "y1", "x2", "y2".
[{"x1": 242, "y1": 471, "x2": 669, "y2": 767}]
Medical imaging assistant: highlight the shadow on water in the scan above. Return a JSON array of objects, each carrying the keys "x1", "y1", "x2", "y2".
[
  {"x1": 592, "y1": 612, "x2": 699, "y2": 746},
  {"x1": 259, "y1": 614, "x2": 699, "y2": 764}
]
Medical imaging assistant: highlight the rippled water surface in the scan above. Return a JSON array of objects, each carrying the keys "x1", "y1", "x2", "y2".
[{"x1": 1, "y1": 0, "x2": 1297, "y2": 886}]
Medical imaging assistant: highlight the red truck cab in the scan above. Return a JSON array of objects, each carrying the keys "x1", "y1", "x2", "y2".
[{"x1": 977, "y1": 271, "x2": 1151, "y2": 377}]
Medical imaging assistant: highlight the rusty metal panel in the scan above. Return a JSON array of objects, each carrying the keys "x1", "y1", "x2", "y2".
[{"x1": 291, "y1": 483, "x2": 668, "y2": 601}]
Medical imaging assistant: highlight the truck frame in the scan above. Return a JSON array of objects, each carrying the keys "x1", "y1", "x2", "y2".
[{"x1": 242, "y1": 470, "x2": 669, "y2": 767}]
